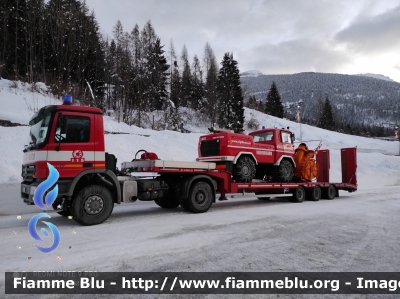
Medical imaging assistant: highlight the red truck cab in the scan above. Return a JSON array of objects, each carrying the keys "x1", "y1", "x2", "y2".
[{"x1": 21, "y1": 103, "x2": 116, "y2": 209}]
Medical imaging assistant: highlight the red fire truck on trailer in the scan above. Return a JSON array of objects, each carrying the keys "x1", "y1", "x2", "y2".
[{"x1": 21, "y1": 99, "x2": 357, "y2": 226}]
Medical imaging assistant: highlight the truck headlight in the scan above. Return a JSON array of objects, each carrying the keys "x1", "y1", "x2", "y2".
[{"x1": 30, "y1": 186, "x2": 37, "y2": 195}]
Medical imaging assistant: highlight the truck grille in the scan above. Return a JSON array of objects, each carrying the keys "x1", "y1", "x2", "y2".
[
  {"x1": 200, "y1": 140, "x2": 220, "y2": 157},
  {"x1": 22, "y1": 164, "x2": 36, "y2": 182}
]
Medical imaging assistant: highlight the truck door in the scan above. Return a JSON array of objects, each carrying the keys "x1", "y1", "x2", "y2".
[
  {"x1": 49, "y1": 112, "x2": 95, "y2": 178},
  {"x1": 93, "y1": 114, "x2": 106, "y2": 171},
  {"x1": 280, "y1": 131, "x2": 295, "y2": 156},
  {"x1": 253, "y1": 131, "x2": 275, "y2": 164}
]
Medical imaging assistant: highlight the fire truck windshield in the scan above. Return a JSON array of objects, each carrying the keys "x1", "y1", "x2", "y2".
[
  {"x1": 251, "y1": 131, "x2": 274, "y2": 142},
  {"x1": 27, "y1": 111, "x2": 52, "y2": 148}
]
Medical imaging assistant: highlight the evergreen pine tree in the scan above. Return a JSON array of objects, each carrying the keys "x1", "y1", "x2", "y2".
[
  {"x1": 191, "y1": 54, "x2": 204, "y2": 110},
  {"x1": 216, "y1": 52, "x2": 244, "y2": 133},
  {"x1": 180, "y1": 45, "x2": 192, "y2": 108},
  {"x1": 170, "y1": 62, "x2": 182, "y2": 109},
  {"x1": 264, "y1": 82, "x2": 284, "y2": 118},
  {"x1": 318, "y1": 96, "x2": 336, "y2": 130},
  {"x1": 146, "y1": 38, "x2": 169, "y2": 110},
  {"x1": 247, "y1": 95, "x2": 258, "y2": 109},
  {"x1": 257, "y1": 100, "x2": 265, "y2": 112},
  {"x1": 316, "y1": 95, "x2": 324, "y2": 124},
  {"x1": 203, "y1": 43, "x2": 219, "y2": 126},
  {"x1": 104, "y1": 39, "x2": 117, "y2": 110}
]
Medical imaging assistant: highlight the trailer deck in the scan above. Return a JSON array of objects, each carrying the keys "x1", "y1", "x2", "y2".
[{"x1": 123, "y1": 147, "x2": 357, "y2": 202}]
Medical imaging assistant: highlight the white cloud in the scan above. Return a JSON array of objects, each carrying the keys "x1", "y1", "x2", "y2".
[{"x1": 84, "y1": 0, "x2": 400, "y2": 81}]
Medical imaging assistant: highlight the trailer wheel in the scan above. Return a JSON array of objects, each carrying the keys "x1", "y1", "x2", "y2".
[
  {"x1": 71, "y1": 185, "x2": 114, "y2": 226},
  {"x1": 184, "y1": 181, "x2": 214, "y2": 213},
  {"x1": 289, "y1": 186, "x2": 305, "y2": 203},
  {"x1": 154, "y1": 192, "x2": 180, "y2": 209},
  {"x1": 233, "y1": 156, "x2": 256, "y2": 182},
  {"x1": 273, "y1": 159, "x2": 294, "y2": 182},
  {"x1": 322, "y1": 185, "x2": 336, "y2": 200},
  {"x1": 307, "y1": 186, "x2": 321, "y2": 201}
]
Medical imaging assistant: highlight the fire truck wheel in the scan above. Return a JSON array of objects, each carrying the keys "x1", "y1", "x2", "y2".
[
  {"x1": 154, "y1": 192, "x2": 180, "y2": 209},
  {"x1": 273, "y1": 159, "x2": 294, "y2": 182},
  {"x1": 233, "y1": 156, "x2": 256, "y2": 182},
  {"x1": 289, "y1": 186, "x2": 305, "y2": 203},
  {"x1": 185, "y1": 181, "x2": 214, "y2": 213},
  {"x1": 322, "y1": 185, "x2": 336, "y2": 200},
  {"x1": 307, "y1": 186, "x2": 321, "y2": 201},
  {"x1": 71, "y1": 185, "x2": 114, "y2": 226}
]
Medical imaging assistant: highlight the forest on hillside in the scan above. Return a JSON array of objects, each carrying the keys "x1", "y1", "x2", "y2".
[
  {"x1": 241, "y1": 72, "x2": 400, "y2": 128},
  {"x1": 0, "y1": 0, "x2": 247, "y2": 131}
]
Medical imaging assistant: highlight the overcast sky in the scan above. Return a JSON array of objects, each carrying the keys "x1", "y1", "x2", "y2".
[{"x1": 84, "y1": 0, "x2": 400, "y2": 82}]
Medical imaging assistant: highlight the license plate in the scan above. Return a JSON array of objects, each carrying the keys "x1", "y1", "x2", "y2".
[{"x1": 22, "y1": 187, "x2": 26, "y2": 192}]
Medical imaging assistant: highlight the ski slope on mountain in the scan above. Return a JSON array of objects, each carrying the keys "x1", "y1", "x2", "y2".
[{"x1": 0, "y1": 78, "x2": 400, "y2": 189}]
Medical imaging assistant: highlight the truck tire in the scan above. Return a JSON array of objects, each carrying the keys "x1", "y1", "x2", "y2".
[
  {"x1": 184, "y1": 181, "x2": 214, "y2": 213},
  {"x1": 154, "y1": 191, "x2": 180, "y2": 209},
  {"x1": 322, "y1": 185, "x2": 336, "y2": 200},
  {"x1": 289, "y1": 186, "x2": 305, "y2": 203},
  {"x1": 233, "y1": 156, "x2": 256, "y2": 182},
  {"x1": 273, "y1": 159, "x2": 294, "y2": 182},
  {"x1": 71, "y1": 185, "x2": 114, "y2": 226},
  {"x1": 307, "y1": 186, "x2": 321, "y2": 201}
]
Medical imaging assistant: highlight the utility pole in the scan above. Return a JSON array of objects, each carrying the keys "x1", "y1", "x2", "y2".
[
  {"x1": 296, "y1": 104, "x2": 302, "y2": 142},
  {"x1": 395, "y1": 125, "x2": 400, "y2": 156}
]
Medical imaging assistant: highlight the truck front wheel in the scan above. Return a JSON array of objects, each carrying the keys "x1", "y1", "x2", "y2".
[
  {"x1": 184, "y1": 181, "x2": 214, "y2": 213},
  {"x1": 273, "y1": 159, "x2": 294, "y2": 182},
  {"x1": 233, "y1": 156, "x2": 256, "y2": 182},
  {"x1": 71, "y1": 185, "x2": 114, "y2": 226}
]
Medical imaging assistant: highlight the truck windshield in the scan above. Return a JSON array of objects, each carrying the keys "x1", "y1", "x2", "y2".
[
  {"x1": 251, "y1": 131, "x2": 274, "y2": 142},
  {"x1": 27, "y1": 112, "x2": 52, "y2": 148}
]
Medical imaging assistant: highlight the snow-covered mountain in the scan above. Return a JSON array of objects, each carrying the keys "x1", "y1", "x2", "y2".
[
  {"x1": 1, "y1": 78, "x2": 400, "y2": 191},
  {"x1": 240, "y1": 72, "x2": 400, "y2": 126},
  {"x1": 240, "y1": 70, "x2": 264, "y2": 77},
  {"x1": 354, "y1": 73, "x2": 396, "y2": 82}
]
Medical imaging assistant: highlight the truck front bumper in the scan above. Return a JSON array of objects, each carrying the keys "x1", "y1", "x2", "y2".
[
  {"x1": 21, "y1": 182, "x2": 41, "y2": 204},
  {"x1": 21, "y1": 179, "x2": 73, "y2": 206}
]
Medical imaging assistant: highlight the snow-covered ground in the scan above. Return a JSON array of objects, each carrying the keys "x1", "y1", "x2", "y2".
[{"x1": 1, "y1": 79, "x2": 400, "y2": 298}]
